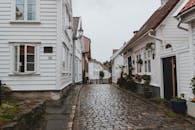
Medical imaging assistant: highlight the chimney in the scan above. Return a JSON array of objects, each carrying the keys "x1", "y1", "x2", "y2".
[
  {"x1": 161, "y1": 0, "x2": 168, "y2": 5},
  {"x1": 133, "y1": 30, "x2": 138, "y2": 35}
]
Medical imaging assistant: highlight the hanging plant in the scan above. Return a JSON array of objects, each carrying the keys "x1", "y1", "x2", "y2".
[
  {"x1": 146, "y1": 43, "x2": 154, "y2": 50},
  {"x1": 137, "y1": 59, "x2": 143, "y2": 65}
]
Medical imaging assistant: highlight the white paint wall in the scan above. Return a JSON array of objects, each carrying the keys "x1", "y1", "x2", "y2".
[
  {"x1": 111, "y1": 53, "x2": 124, "y2": 84},
  {"x1": 0, "y1": 0, "x2": 74, "y2": 91},
  {"x1": 122, "y1": 1, "x2": 192, "y2": 98},
  {"x1": 89, "y1": 61, "x2": 111, "y2": 80}
]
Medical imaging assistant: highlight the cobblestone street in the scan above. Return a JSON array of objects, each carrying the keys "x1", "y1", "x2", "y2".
[{"x1": 76, "y1": 84, "x2": 195, "y2": 130}]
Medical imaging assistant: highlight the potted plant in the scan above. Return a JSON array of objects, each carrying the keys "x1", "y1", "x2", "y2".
[
  {"x1": 126, "y1": 75, "x2": 137, "y2": 92},
  {"x1": 171, "y1": 94, "x2": 187, "y2": 114},
  {"x1": 142, "y1": 75, "x2": 152, "y2": 98},
  {"x1": 187, "y1": 77, "x2": 195, "y2": 117},
  {"x1": 137, "y1": 59, "x2": 143, "y2": 65},
  {"x1": 99, "y1": 71, "x2": 105, "y2": 84}
]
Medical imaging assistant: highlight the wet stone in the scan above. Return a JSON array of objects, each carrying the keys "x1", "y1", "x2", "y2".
[{"x1": 77, "y1": 84, "x2": 195, "y2": 130}]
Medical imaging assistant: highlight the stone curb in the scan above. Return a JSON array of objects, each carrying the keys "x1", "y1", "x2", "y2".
[{"x1": 66, "y1": 85, "x2": 83, "y2": 130}]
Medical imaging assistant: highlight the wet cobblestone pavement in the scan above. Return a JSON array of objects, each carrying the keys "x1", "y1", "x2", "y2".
[{"x1": 77, "y1": 84, "x2": 195, "y2": 130}]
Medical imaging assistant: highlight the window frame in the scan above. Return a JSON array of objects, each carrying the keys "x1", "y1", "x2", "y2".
[
  {"x1": 144, "y1": 49, "x2": 152, "y2": 74},
  {"x1": 11, "y1": 43, "x2": 39, "y2": 75},
  {"x1": 11, "y1": 0, "x2": 40, "y2": 23}
]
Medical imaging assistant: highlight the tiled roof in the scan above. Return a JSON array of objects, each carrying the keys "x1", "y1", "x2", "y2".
[
  {"x1": 179, "y1": 0, "x2": 195, "y2": 14},
  {"x1": 126, "y1": 0, "x2": 179, "y2": 47},
  {"x1": 90, "y1": 59, "x2": 110, "y2": 72},
  {"x1": 73, "y1": 17, "x2": 80, "y2": 37},
  {"x1": 112, "y1": 49, "x2": 118, "y2": 54}
]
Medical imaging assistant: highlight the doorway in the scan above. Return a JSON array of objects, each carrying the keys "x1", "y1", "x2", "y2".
[
  {"x1": 162, "y1": 56, "x2": 177, "y2": 100},
  {"x1": 128, "y1": 56, "x2": 132, "y2": 75}
]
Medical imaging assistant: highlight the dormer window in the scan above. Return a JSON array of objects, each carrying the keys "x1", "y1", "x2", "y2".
[{"x1": 16, "y1": 0, "x2": 36, "y2": 21}]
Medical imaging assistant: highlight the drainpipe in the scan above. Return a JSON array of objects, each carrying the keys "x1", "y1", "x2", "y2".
[{"x1": 177, "y1": 18, "x2": 188, "y2": 31}]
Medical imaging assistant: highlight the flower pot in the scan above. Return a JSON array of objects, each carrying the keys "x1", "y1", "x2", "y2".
[
  {"x1": 187, "y1": 101, "x2": 195, "y2": 118},
  {"x1": 144, "y1": 90, "x2": 152, "y2": 98},
  {"x1": 171, "y1": 100, "x2": 187, "y2": 114}
]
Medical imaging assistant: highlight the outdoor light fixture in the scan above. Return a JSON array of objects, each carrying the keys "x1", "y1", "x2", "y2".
[
  {"x1": 146, "y1": 42, "x2": 156, "y2": 60},
  {"x1": 78, "y1": 27, "x2": 84, "y2": 39}
]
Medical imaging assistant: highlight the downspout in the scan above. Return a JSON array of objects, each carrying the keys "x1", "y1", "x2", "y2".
[{"x1": 177, "y1": 18, "x2": 188, "y2": 31}]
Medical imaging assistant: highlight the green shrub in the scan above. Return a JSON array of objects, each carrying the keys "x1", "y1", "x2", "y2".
[{"x1": 0, "y1": 104, "x2": 20, "y2": 120}]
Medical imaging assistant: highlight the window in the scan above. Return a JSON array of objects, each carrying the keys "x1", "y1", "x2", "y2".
[
  {"x1": 144, "y1": 49, "x2": 151, "y2": 73},
  {"x1": 62, "y1": 45, "x2": 69, "y2": 72},
  {"x1": 137, "y1": 54, "x2": 142, "y2": 73},
  {"x1": 14, "y1": 44, "x2": 36, "y2": 73},
  {"x1": 44, "y1": 47, "x2": 53, "y2": 53},
  {"x1": 16, "y1": 0, "x2": 36, "y2": 20}
]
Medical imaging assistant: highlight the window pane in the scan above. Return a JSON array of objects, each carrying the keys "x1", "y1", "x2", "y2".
[
  {"x1": 27, "y1": 63, "x2": 35, "y2": 71},
  {"x1": 27, "y1": 0, "x2": 36, "y2": 20},
  {"x1": 145, "y1": 60, "x2": 147, "y2": 72},
  {"x1": 27, "y1": 55, "x2": 34, "y2": 62},
  {"x1": 15, "y1": 46, "x2": 18, "y2": 71},
  {"x1": 16, "y1": 0, "x2": 25, "y2": 20},
  {"x1": 148, "y1": 60, "x2": 151, "y2": 72},
  {"x1": 19, "y1": 45, "x2": 25, "y2": 72},
  {"x1": 27, "y1": 46, "x2": 35, "y2": 54}
]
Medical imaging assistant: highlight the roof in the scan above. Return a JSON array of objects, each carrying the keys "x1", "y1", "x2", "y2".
[
  {"x1": 82, "y1": 36, "x2": 91, "y2": 53},
  {"x1": 126, "y1": 0, "x2": 179, "y2": 48},
  {"x1": 89, "y1": 59, "x2": 110, "y2": 72},
  {"x1": 179, "y1": 0, "x2": 195, "y2": 14},
  {"x1": 112, "y1": 49, "x2": 118, "y2": 54},
  {"x1": 73, "y1": 17, "x2": 80, "y2": 37}
]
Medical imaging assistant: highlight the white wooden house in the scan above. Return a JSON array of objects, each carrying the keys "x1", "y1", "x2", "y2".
[
  {"x1": 120, "y1": 0, "x2": 193, "y2": 100},
  {"x1": 177, "y1": 0, "x2": 195, "y2": 99},
  {"x1": 73, "y1": 17, "x2": 83, "y2": 84},
  {"x1": 110, "y1": 46, "x2": 125, "y2": 84},
  {"x1": 88, "y1": 59, "x2": 111, "y2": 83},
  {"x1": 0, "y1": 0, "x2": 75, "y2": 99}
]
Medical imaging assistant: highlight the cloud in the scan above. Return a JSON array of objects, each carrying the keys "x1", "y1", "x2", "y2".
[{"x1": 72, "y1": 0, "x2": 160, "y2": 62}]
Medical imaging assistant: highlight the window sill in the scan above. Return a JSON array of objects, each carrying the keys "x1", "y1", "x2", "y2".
[
  {"x1": 9, "y1": 72, "x2": 40, "y2": 76},
  {"x1": 10, "y1": 21, "x2": 41, "y2": 24}
]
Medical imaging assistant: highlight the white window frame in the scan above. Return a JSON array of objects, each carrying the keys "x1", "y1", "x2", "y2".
[
  {"x1": 11, "y1": 0, "x2": 40, "y2": 23},
  {"x1": 11, "y1": 43, "x2": 39, "y2": 75},
  {"x1": 144, "y1": 49, "x2": 152, "y2": 74}
]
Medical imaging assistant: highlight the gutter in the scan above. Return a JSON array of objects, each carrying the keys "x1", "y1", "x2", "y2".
[
  {"x1": 148, "y1": 29, "x2": 163, "y2": 43},
  {"x1": 177, "y1": 18, "x2": 188, "y2": 31}
]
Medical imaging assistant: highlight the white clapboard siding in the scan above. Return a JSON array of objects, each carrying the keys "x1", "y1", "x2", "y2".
[
  {"x1": 0, "y1": 0, "x2": 59, "y2": 91},
  {"x1": 178, "y1": 52, "x2": 193, "y2": 98},
  {"x1": 58, "y1": 0, "x2": 73, "y2": 89}
]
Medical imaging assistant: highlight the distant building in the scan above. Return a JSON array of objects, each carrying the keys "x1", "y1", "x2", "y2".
[
  {"x1": 88, "y1": 59, "x2": 111, "y2": 83},
  {"x1": 110, "y1": 46, "x2": 125, "y2": 84},
  {"x1": 82, "y1": 36, "x2": 91, "y2": 83}
]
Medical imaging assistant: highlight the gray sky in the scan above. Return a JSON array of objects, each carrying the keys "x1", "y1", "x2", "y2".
[{"x1": 72, "y1": 0, "x2": 161, "y2": 62}]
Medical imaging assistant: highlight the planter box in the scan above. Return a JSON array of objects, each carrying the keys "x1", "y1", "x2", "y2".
[
  {"x1": 171, "y1": 100, "x2": 187, "y2": 114},
  {"x1": 187, "y1": 101, "x2": 195, "y2": 118}
]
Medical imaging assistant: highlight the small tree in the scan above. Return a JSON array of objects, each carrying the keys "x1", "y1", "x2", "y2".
[{"x1": 99, "y1": 71, "x2": 105, "y2": 80}]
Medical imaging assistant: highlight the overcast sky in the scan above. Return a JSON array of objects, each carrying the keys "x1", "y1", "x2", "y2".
[{"x1": 72, "y1": 0, "x2": 161, "y2": 62}]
